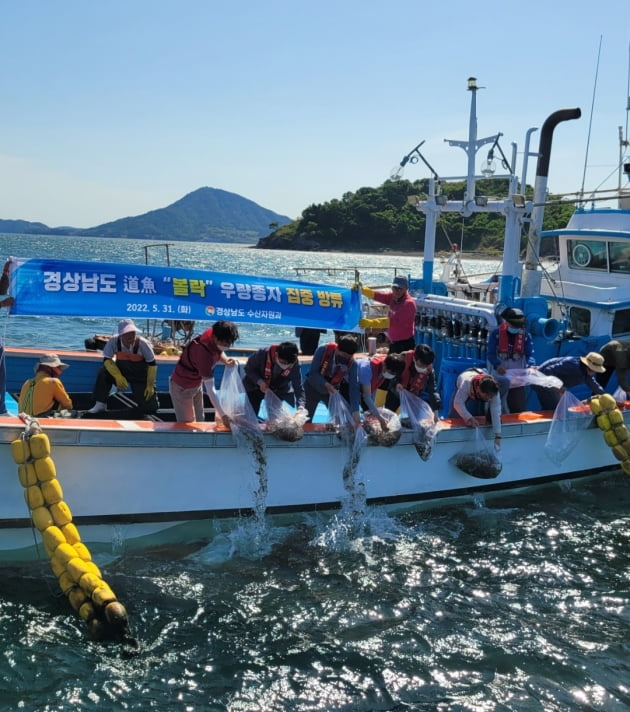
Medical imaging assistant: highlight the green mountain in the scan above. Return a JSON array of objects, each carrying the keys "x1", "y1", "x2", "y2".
[{"x1": 0, "y1": 187, "x2": 292, "y2": 243}]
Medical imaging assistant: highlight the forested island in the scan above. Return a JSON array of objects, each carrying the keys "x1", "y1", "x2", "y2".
[{"x1": 256, "y1": 178, "x2": 575, "y2": 255}]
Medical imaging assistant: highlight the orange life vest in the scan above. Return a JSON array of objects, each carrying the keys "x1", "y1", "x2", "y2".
[
  {"x1": 263, "y1": 345, "x2": 292, "y2": 383},
  {"x1": 401, "y1": 351, "x2": 431, "y2": 393},
  {"x1": 497, "y1": 322, "x2": 525, "y2": 360},
  {"x1": 320, "y1": 342, "x2": 353, "y2": 386}
]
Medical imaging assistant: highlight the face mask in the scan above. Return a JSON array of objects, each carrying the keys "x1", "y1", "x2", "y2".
[
  {"x1": 507, "y1": 327, "x2": 521, "y2": 334},
  {"x1": 336, "y1": 354, "x2": 349, "y2": 365},
  {"x1": 382, "y1": 371, "x2": 395, "y2": 380},
  {"x1": 414, "y1": 363, "x2": 428, "y2": 373}
]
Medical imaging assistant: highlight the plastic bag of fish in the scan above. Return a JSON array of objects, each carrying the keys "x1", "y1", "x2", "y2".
[
  {"x1": 362, "y1": 408, "x2": 402, "y2": 447},
  {"x1": 263, "y1": 390, "x2": 309, "y2": 441},
  {"x1": 449, "y1": 427, "x2": 502, "y2": 479},
  {"x1": 398, "y1": 390, "x2": 442, "y2": 461}
]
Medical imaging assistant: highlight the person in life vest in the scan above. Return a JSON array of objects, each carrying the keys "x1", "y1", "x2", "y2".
[
  {"x1": 243, "y1": 341, "x2": 305, "y2": 416},
  {"x1": 450, "y1": 370, "x2": 502, "y2": 449},
  {"x1": 386, "y1": 343, "x2": 441, "y2": 415},
  {"x1": 487, "y1": 306, "x2": 536, "y2": 414},
  {"x1": 531, "y1": 352, "x2": 606, "y2": 411},
  {"x1": 18, "y1": 353, "x2": 73, "y2": 417},
  {"x1": 355, "y1": 352, "x2": 405, "y2": 429},
  {"x1": 169, "y1": 320, "x2": 239, "y2": 423},
  {"x1": 305, "y1": 334, "x2": 361, "y2": 424},
  {"x1": 86, "y1": 318, "x2": 159, "y2": 416},
  {"x1": 357, "y1": 275, "x2": 417, "y2": 353}
]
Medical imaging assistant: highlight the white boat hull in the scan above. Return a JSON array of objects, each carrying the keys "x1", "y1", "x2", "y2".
[{"x1": 0, "y1": 410, "x2": 620, "y2": 560}]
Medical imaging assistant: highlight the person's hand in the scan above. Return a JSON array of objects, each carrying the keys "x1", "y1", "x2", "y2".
[
  {"x1": 494, "y1": 435, "x2": 502, "y2": 451},
  {"x1": 325, "y1": 383, "x2": 337, "y2": 396},
  {"x1": 378, "y1": 416, "x2": 388, "y2": 431},
  {"x1": 258, "y1": 381, "x2": 269, "y2": 394},
  {"x1": 395, "y1": 383, "x2": 404, "y2": 393},
  {"x1": 143, "y1": 384, "x2": 155, "y2": 400},
  {"x1": 465, "y1": 417, "x2": 477, "y2": 428},
  {"x1": 114, "y1": 376, "x2": 128, "y2": 391},
  {"x1": 221, "y1": 414, "x2": 231, "y2": 428},
  {"x1": 223, "y1": 358, "x2": 236, "y2": 367},
  {"x1": 351, "y1": 281, "x2": 361, "y2": 291}
]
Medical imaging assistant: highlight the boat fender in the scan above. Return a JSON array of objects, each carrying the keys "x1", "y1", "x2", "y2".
[
  {"x1": 590, "y1": 397, "x2": 630, "y2": 472},
  {"x1": 12, "y1": 424, "x2": 133, "y2": 643}
]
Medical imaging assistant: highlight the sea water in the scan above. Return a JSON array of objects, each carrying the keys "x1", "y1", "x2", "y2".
[{"x1": 1, "y1": 235, "x2": 629, "y2": 711}]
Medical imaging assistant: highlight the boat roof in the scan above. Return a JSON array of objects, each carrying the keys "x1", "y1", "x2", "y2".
[{"x1": 541, "y1": 228, "x2": 630, "y2": 239}]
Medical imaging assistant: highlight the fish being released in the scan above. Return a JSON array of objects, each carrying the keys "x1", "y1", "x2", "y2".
[
  {"x1": 362, "y1": 408, "x2": 401, "y2": 447},
  {"x1": 452, "y1": 450, "x2": 502, "y2": 479},
  {"x1": 264, "y1": 406, "x2": 309, "y2": 442}
]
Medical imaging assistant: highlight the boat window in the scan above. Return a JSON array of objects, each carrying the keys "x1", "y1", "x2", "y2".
[
  {"x1": 567, "y1": 239, "x2": 608, "y2": 270},
  {"x1": 568, "y1": 306, "x2": 591, "y2": 337},
  {"x1": 612, "y1": 309, "x2": 630, "y2": 337},
  {"x1": 609, "y1": 242, "x2": 630, "y2": 273}
]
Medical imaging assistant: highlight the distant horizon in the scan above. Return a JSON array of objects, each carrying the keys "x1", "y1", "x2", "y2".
[{"x1": 0, "y1": 186, "x2": 292, "y2": 232}]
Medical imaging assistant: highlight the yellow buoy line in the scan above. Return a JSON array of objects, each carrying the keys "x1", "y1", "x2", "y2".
[
  {"x1": 12, "y1": 415, "x2": 133, "y2": 642},
  {"x1": 590, "y1": 393, "x2": 630, "y2": 475}
]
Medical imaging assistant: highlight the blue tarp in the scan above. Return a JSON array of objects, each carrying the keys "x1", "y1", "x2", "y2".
[{"x1": 9, "y1": 257, "x2": 362, "y2": 330}]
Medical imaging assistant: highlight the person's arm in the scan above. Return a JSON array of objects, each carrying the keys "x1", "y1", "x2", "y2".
[
  {"x1": 290, "y1": 363, "x2": 305, "y2": 409},
  {"x1": 103, "y1": 359, "x2": 128, "y2": 390},
  {"x1": 347, "y1": 363, "x2": 361, "y2": 421},
  {"x1": 452, "y1": 382, "x2": 475, "y2": 424},
  {"x1": 486, "y1": 330, "x2": 500, "y2": 369},
  {"x1": 525, "y1": 335, "x2": 536, "y2": 367},
  {"x1": 587, "y1": 372, "x2": 605, "y2": 396},
  {"x1": 244, "y1": 351, "x2": 267, "y2": 392},
  {"x1": 53, "y1": 380, "x2": 73, "y2": 410},
  {"x1": 489, "y1": 394, "x2": 502, "y2": 440},
  {"x1": 426, "y1": 371, "x2": 442, "y2": 413},
  {"x1": 305, "y1": 346, "x2": 327, "y2": 391}
]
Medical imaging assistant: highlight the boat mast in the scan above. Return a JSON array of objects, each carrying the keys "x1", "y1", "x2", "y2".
[{"x1": 416, "y1": 77, "x2": 525, "y2": 300}]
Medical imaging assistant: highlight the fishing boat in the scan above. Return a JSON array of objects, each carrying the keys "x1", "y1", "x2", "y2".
[{"x1": 1, "y1": 76, "x2": 629, "y2": 562}]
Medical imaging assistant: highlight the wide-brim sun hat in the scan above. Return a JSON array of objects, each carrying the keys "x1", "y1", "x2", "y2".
[
  {"x1": 35, "y1": 353, "x2": 69, "y2": 372},
  {"x1": 580, "y1": 352, "x2": 606, "y2": 373},
  {"x1": 118, "y1": 318, "x2": 139, "y2": 335}
]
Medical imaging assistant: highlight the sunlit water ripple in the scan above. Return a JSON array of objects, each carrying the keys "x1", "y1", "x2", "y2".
[{"x1": 1, "y1": 235, "x2": 628, "y2": 711}]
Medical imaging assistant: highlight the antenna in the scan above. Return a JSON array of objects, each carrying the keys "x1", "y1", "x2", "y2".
[{"x1": 580, "y1": 35, "x2": 603, "y2": 197}]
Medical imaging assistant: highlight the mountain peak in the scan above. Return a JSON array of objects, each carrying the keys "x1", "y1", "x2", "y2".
[{"x1": 0, "y1": 188, "x2": 293, "y2": 243}]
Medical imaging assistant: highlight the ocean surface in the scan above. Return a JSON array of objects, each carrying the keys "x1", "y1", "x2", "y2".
[{"x1": 1, "y1": 235, "x2": 630, "y2": 712}]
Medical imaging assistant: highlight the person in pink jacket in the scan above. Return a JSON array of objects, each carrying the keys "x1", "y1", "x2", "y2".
[{"x1": 360, "y1": 275, "x2": 417, "y2": 353}]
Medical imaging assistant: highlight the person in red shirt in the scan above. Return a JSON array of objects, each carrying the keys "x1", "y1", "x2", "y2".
[
  {"x1": 169, "y1": 320, "x2": 239, "y2": 423},
  {"x1": 360, "y1": 275, "x2": 417, "y2": 353}
]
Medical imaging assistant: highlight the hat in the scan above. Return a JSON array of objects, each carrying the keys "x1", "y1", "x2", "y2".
[
  {"x1": 35, "y1": 353, "x2": 69, "y2": 372},
  {"x1": 501, "y1": 307, "x2": 525, "y2": 326},
  {"x1": 392, "y1": 276, "x2": 408, "y2": 290},
  {"x1": 117, "y1": 318, "x2": 138, "y2": 335},
  {"x1": 580, "y1": 352, "x2": 606, "y2": 373}
]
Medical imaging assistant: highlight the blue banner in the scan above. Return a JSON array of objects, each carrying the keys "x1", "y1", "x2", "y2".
[{"x1": 9, "y1": 258, "x2": 362, "y2": 330}]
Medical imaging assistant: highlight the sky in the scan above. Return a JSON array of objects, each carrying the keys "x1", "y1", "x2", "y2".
[{"x1": 0, "y1": 0, "x2": 629, "y2": 228}]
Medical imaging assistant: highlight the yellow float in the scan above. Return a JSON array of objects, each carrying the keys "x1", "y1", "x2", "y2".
[
  {"x1": 590, "y1": 394, "x2": 630, "y2": 475},
  {"x1": 12, "y1": 417, "x2": 133, "y2": 642}
]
